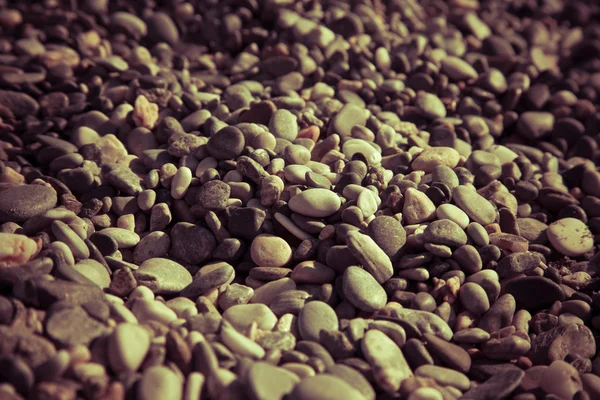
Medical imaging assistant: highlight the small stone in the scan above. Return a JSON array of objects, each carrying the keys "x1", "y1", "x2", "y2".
[
  {"x1": 181, "y1": 261, "x2": 234, "y2": 298},
  {"x1": 367, "y1": 216, "x2": 406, "y2": 260},
  {"x1": 496, "y1": 252, "x2": 540, "y2": 278},
  {"x1": 288, "y1": 374, "x2": 365, "y2": 400},
  {"x1": 517, "y1": 111, "x2": 554, "y2": 140},
  {"x1": 415, "y1": 365, "x2": 470, "y2": 391},
  {"x1": 423, "y1": 333, "x2": 471, "y2": 373},
  {"x1": 332, "y1": 104, "x2": 368, "y2": 137},
  {"x1": 146, "y1": 12, "x2": 179, "y2": 45},
  {"x1": 298, "y1": 300, "x2": 339, "y2": 341},
  {"x1": 415, "y1": 92, "x2": 446, "y2": 119},
  {"x1": 223, "y1": 303, "x2": 278, "y2": 331},
  {"x1": 441, "y1": 56, "x2": 478, "y2": 81},
  {"x1": 169, "y1": 222, "x2": 216, "y2": 264},
  {"x1": 436, "y1": 204, "x2": 469, "y2": 229},
  {"x1": 250, "y1": 234, "x2": 292, "y2": 268},
  {"x1": 461, "y1": 368, "x2": 524, "y2": 400},
  {"x1": 423, "y1": 219, "x2": 468, "y2": 247},
  {"x1": 540, "y1": 360, "x2": 583, "y2": 399},
  {"x1": 343, "y1": 266, "x2": 387, "y2": 312},
  {"x1": 269, "y1": 109, "x2": 298, "y2": 142},
  {"x1": 75, "y1": 259, "x2": 111, "y2": 288},
  {"x1": 247, "y1": 362, "x2": 300, "y2": 400},
  {"x1": 133, "y1": 95, "x2": 158, "y2": 129},
  {"x1": 452, "y1": 186, "x2": 497, "y2": 225},
  {"x1": 221, "y1": 321, "x2": 265, "y2": 359},
  {"x1": 0, "y1": 233, "x2": 38, "y2": 268},
  {"x1": 547, "y1": 217, "x2": 594, "y2": 257},
  {"x1": 411, "y1": 147, "x2": 460, "y2": 173},
  {"x1": 362, "y1": 329, "x2": 412, "y2": 393},
  {"x1": 342, "y1": 139, "x2": 382, "y2": 166},
  {"x1": 459, "y1": 282, "x2": 490, "y2": 314},
  {"x1": 478, "y1": 293, "x2": 516, "y2": 333},
  {"x1": 391, "y1": 308, "x2": 453, "y2": 340},
  {"x1": 291, "y1": 261, "x2": 335, "y2": 284},
  {"x1": 206, "y1": 126, "x2": 245, "y2": 160},
  {"x1": 46, "y1": 306, "x2": 109, "y2": 347},
  {"x1": 403, "y1": 188, "x2": 436, "y2": 224},
  {"x1": 288, "y1": 189, "x2": 341, "y2": 218},
  {"x1": 505, "y1": 276, "x2": 565, "y2": 310},
  {"x1": 346, "y1": 231, "x2": 394, "y2": 284},
  {"x1": 529, "y1": 324, "x2": 596, "y2": 365},
  {"x1": 0, "y1": 90, "x2": 39, "y2": 118},
  {"x1": 0, "y1": 184, "x2": 57, "y2": 223},
  {"x1": 107, "y1": 323, "x2": 150, "y2": 375},
  {"x1": 134, "y1": 258, "x2": 193, "y2": 294},
  {"x1": 137, "y1": 366, "x2": 182, "y2": 400}
]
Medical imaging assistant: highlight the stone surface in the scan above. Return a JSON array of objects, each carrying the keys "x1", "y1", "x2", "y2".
[
  {"x1": 0, "y1": 184, "x2": 57, "y2": 223},
  {"x1": 547, "y1": 217, "x2": 594, "y2": 257}
]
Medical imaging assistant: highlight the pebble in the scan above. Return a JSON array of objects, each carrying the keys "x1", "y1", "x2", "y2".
[
  {"x1": 362, "y1": 329, "x2": 412, "y2": 393},
  {"x1": 505, "y1": 276, "x2": 565, "y2": 310},
  {"x1": 46, "y1": 306, "x2": 109, "y2": 347},
  {"x1": 411, "y1": 147, "x2": 460, "y2": 173},
  {"x1": 391, "y1": 308, "x2": 453, "y2": 340},
  {"x1": 540, "y1": 360, "x2": 583, "y2": 399},
  {"x1": 288, "y1": 189, "x2": 341, "y2": 218},
  {"x1": 134, "y1": 258, "x2": 193, "y2": 294},
  {"x1": 248, "y1": 362, "x2": 300, "y2": 400},
  {"x1": 0, "y1": 90, "x2": 39, "y2": 118},
  {"x1": 169, "y1": 222, "x2": 216, "y2": 264},
  {"x1": 461, "y1": 368, "x2": 524, "y2": 399},
  {"x1": 459, "y1": 282, "x2": 490, "y2": 314},
  {"x1": 288, "y1": 374, "x2": 365, "y2": 400},
  {"x1": 0, "y1": 233, "x2": 38, "y2": 268},
  {"x1": 415, "y1": 92, "x2": 446, "y2": 119},
  {"x1": 529, "y1": 324, "x2": 596, "y2": 365},
  {"x1": 452, "y1": 186, "x2": 497, "y2": 225},
  {"x1": 269, "y1": 109, "x2": 299, "y2": 142},
  {"x1": 367, "y1": 216, "x2": 406, "y2": 260},
  {"x1": 108, "y1": 323, "x2": 150, "y2": 374},
  {"x1": 298, "y1": 301, "x2": 339, "y2": 341},
  {"x1": 517, "y1": 111, "x2": 555, "y2": 140},
  {"x1": 415, "y1": 364, "x2": 470, "y2": 391},
  {"x1": 346, "y1": 231, "x2": 394, "y2": 284},
  {"x1": 423, "y1": 333, "x2": 471, "y2": 374},
  {"x1": 251, "y1": 234, "x2": 292, "y2": 268},
  {"x1": 332, "y1": 104, "x2": 368, "y2": 137},
  {"x1": 137, "y1": 366, "x2": 183, "y2": 400},
  {"x1": 343, "y1": 266, "x2": 387, "y2": 312},
  {"x1": 441, "y1": 56, "x2": 478, "y2": 81},
  {"x1": 75, "y1": 259, "x2": 111, "y2": 288},
  {"x1": 0, "y1": 184, "x2": 57, "y2": 223},
  {"x1": 436, "y1": 204, "x2": 469, "y2": 229},
  {"x1": 223, "y1": 304, "x2": 277, "y2": 331},
  {"x1": 403, "y1": 188, "x2": 436, "y2": 224},
  {"x1": 423, "y1": 219, "x2": 468, "y2": 247},
  {"x1": 496, "y1": 252, "x2": 540, "y2": 278},
  {"x1": 547, "y1": 217, "x2": 594, "y2": 257},
  {"x1": 478, "y1": 293, "x2": 516, "y2": 333},
  {"x1": 206, "y1": 126, "x2": 245, "y2": 160},
  {"x1": 342, "y1": 139, "x2": 382, "y2": 165}
]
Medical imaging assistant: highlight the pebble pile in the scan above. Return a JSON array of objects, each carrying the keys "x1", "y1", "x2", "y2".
[{"x1": 0, "y1": 0, "x2": 600, "y2": 399}]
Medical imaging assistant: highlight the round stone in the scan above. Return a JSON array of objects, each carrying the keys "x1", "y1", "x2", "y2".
[
  {"x1": 146, "y1": 12, "x2": 179, "y2": 45},
  {"x1": 223, "y1": 304, "x2": 278, "y2": 331},
  {"x1": 108, "y1": 323, "x2": 150, "y2": 374},
  {"x1": 367, "y1": 216, "x2": 406, "y2": 260},
  {"x1": 206, "y1": 126, "x2": 245, "y2": 160},
  {"x1": 298, "y1": 300, "x2": 339, "y2": 342},
  {"x1": 75, "y1": 259, "x2": 110, "y2": 288},
  {"x1": 332, "y1": 104, "x2": 368, "y2": 138},
  {"x1": 423, "y1": 219, "x2": 468, "y2": 247},
  {"x1": 0, "y1": 184, "x2": 57, "y2": 223},
  {"x1": 250, "y1": 234, "x2": 292, "y2": 268},
  {"x1": 343, "y1": 266, "x2": 387, "y2": 312},
  {"x1": 441, "y1": 56, "x2": 478, "y2": 81},
  {"x1": 248, "y1": 362, "x2": 300, "y2": 400},
  {"x1": 505, "y1": 276, "x2": 565, "y2": 310},
  {"x1": 169, "y1": 222, "x2": 216, "y2": 264},
  {"x1": 137, "y1": 366, "x2": 182, "y2": 400},
  {"x1": 547, "y1": 217, "x2": 594, "y2": 257},
  {"x1": 436, "y1": 204, "x2": 469, "y2": 229},
  {"x1": 415, "y1": 92, "x2": 446, "y2": 119},
  {"x1": 288, "y1": 189, "x2": 341, "y2": 218},
  {"x1": 269, "y1": 109, "x2": 298, "y2": 142},
  {"x1": 411, "y1": 147, "x2": 460, "y2": 173},
  {"x1": 342, "y1": 139, "x2": 382, "y2": 165},
  {"x1": 540, "y1": 361, "x2": 583, "y2": 399},
  {"x1": 134, "y1": 258, "x2": 193, "y2": 294},
  {"x1": 459, "y1": 282, "x2": 490, "y2": 314}
]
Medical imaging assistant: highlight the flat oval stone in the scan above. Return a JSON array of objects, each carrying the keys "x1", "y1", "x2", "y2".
[
  {"x1": 343, "y1": 266, "x2": 387, "y2": 312},
  {"x1": 146, "y1": 12, "x2": 179, "y2": 45},
  {"x1": 342, "y1": 139, "x2": 382, "y2": 165},
  {"x1": 223, "y1": 303, "x2": 277, "y2": 331},
  {"x1": 298, "y1": 300, "x2": 339, "y2": 341},
  {"x1": 415, "y1": 92, "x2": 446, "y2": 119},
  {"x1": 333, "y1": 104, "x2": 368, "y2": 137},
  {"x1": 540, "y1": 360, "x2": 583, "y2": 399},
  {"x1": 517, "y1": 111, "x2": 554, "y2": 140},
  {"x1": 391, "y1": 308, "x2": 453, "y2": 340},
  {"x1": 288, "y1": 374, "x2": 365, "y2": 400},
  {"x1": 436, "y1": 204, "x2": 469, "y2": 229},
  {"x1": 288, "y1": 189, "x2": 341, "y2": 218},
  {"x1": 0, "y1": 90, "x2": 39, "y2": 118},
  {"x1": 530, "y1": 324, "x2": 596, "y2": 365},
  {"x1": 547, "y1": 217, "x2": 594, "y2": 257},
  {"x1": 0, "y1": 184, "x2": 57, "y2": 223},
  {"x1": 423, "y1": 219, "x2": 467, "y2": 247},
  {"x1": 441, "y1": 56, "x2": 478, "y2": 81},
  {"x1": 269, "y1": 109, "x2": 299, "y2": 142},
  {"x1": 46, "y1": 306, "x2": 109, "y2": 347},
  {"x1": 206, "y1": 126, "x2": 245, "y2": 160},
  {"x1": 137, "y1": 366, "x2": 182, "y2": 400},
  {"x1": 505, "y1": 276, "x2": 565, "y2": 311},
  {"x1": 326, "y1": 364, "x2": 376, "y2": 400},
  {"x1": 423, "y1": 333, "x2": 471, "y2": 374},
  {"x1": 361, "y1": 329, "x2": 412, "y2": 393},
  {"x1": 250, "y1": 234, "x2": 292, "y2": 268},
  {"x1": 108, "y1": 323, "x2": 150, "y2": 374},
  {"x1": 346, "y1": 231, "x2": 394, "y2": 284},
  {"x1": 181, "y1": 261, "x2": 234, "y2": 298},
  {"x1": 461, "y1": 368, "x2": 524, "y2": 400},
  {"x1": 403, "y1": 188, "x2": 436, "y2": 225},
  {"x1": 367, "y1": 216, "x2": 406, "y2": 260},
  {"x1": 416, "y1": 365, "x2": 470, "y2": 391},
  {"x1": 478, "y1": 293, "x2": 516, "y2": 333},
  {"x1": 248, "y1": 362, "x2": 300, "y2": 400},
  {"x1": 495, "y1": 252, "x2": 540, "y2": 278},
  {"x1": 459, "y1": 282, "x2": 490, "y2": 314},
  {"x1": 75, "y1": 259, "x2": 110, "y2": 288},
  {"x1": 134, "y1": 258, "x2": 193, "y2": 294},
  {"x1": 452, "y1": 186, "x2": 497, "y2": 225},
  {"x1": 517, "y1": 218, "x2": 548, "y2": 244},
  {"x1": 411, "y1": 147, "x2": 460, "y2": 173}
]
